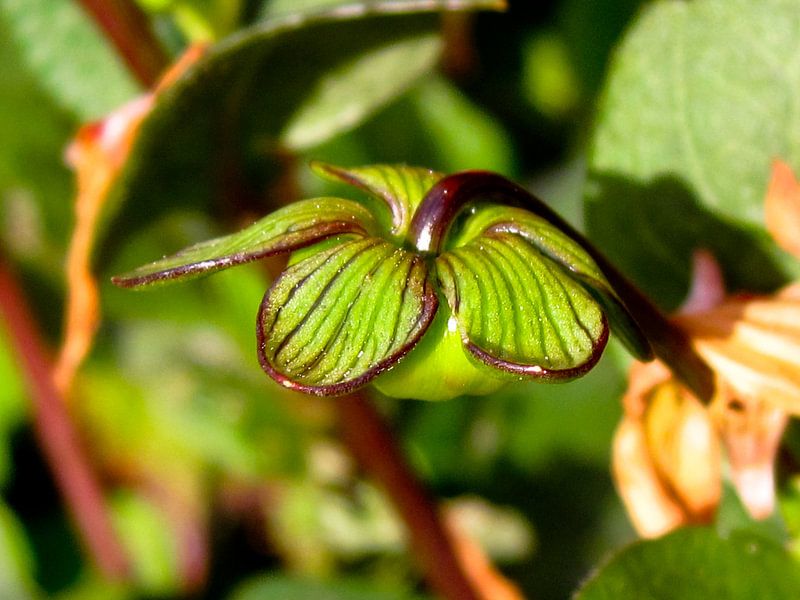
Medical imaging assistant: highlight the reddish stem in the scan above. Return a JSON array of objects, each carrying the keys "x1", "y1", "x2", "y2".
[
  {"x1": 337, "y1": 392, "x2": 482, "y2": 600},
  {"x1": 76, "y1": 0, "x2": 169, "y2": 88},
  {"x1": 0, "y1": 259, "x2": 130, "y2": 580}
]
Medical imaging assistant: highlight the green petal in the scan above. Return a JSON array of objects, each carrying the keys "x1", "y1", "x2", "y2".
[
  {"x1": 311, "y1": 162, "x2": 443, "y2": 241},
  {"x1": 258, "y1": 237, "x2": 438, "y2": 395},
  {"x1": 448, "y1": 204, "x2": 650, "y2": 360},
  {"x1": 436, "y1": 231, "x2": 608, "y2": 378},
  {"x1": 112, "y1": 198, "x2": 376, "y2": 288}
]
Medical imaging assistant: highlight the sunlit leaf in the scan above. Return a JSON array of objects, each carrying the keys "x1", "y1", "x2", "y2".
[
  {"x1": 586, "y1": 0, "x2": 800, "y2": 306},
  {"x1": 112, "y1": 198, "x2": 376, "y2": 287},
  {"x1": 575, "y1": 527, "x2": 800, "y2": 599},
  {"x1": 112, "y1": 0, "x2": 504, "y2": 229},
  {"x1": 258, "y1": 237, "x2": 437, "y2": 394},
  {"x1": 0, "y1": 0, "x2": 138, "y2": 120},
  {"x1": 436, "y1": 231, "x2": 607, "y2": 378},
  {"x1": 408, "y1": 75, "x2": 516, "y2": 174}
]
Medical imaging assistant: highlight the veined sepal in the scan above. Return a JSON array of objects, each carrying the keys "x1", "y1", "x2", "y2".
[
  {"x1": 257, "y1": 237, "x2": 438, "y2": 395},
  {"x1": 111, "y1": 197, "x2": 378, "y2": 288}
]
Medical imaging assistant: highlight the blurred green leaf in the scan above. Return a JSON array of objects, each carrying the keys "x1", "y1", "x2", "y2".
[
  {"x1": 575, "y1": 527, "x2": 800, "y2": 599},
  {"x1": 304, "y1": 74, "x2": 516, "y2": 179},
  {"x1": 499, "y1": 340, "x2": 627, "y2": 474},
  {"x1": 0, "y1": 325, "x2": 27, "y2": 488},
  {"x1": 0, "y1": 17, "x2": 75, "y2": 276},
  {"x1": 111, "y1": 1, "x2": 502, "y2": 240},
  {"x1": 230, "y1": 574, "x2": 429, "y2": 600},
  {"x1": 0, "y1": 0, "x2": 139, "y2": 120},
  {"x1": 137, "y1": 0, "x2": 243, "y2": 41},
  {"x1": 53, "y1": 576, "x2": 129, "y2": 600},
  {"x1": 109, "y1": 491, "x2": 181, "y2": 596},
  {"x1": 408, "y1": 75, "x2": 515, "y2": 174},
  {"x1": 715, "y1": 483, "x2": 787, "y2": 546},
  {"x1": 586, "y1": 0, "x2": 800, "y2": 307},
  {"x1": 521, "y1": 32, "x2": 580, "y2": 119},
  {"x1": 0, "y1": 500, "x2": 38, "y2": 600}
]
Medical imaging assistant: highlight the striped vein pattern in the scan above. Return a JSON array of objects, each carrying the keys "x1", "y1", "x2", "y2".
[
  {"x1": 312, "y1": 162, "x2": 443, "y2": 238},
  {"x1": 258, "y1": 237, "x2": 437, "y2": 394},
  {"x1": 448, "y1": 204, "x2": 649, "y2": 360},
  {"x1": 436, "y1": 231, "x2": 608, "y2": 378}
]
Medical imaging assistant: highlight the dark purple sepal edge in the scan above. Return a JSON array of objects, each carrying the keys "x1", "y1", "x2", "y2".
[
  {"x1": 255, "y1": 273, "x2": 440, "y2": 397},
  {"x1": 111, "y1": 220, "x2": 366, "y2": 288},
  {"x1": 463, "y1": 313, "x2": 610, "y2": 381}
]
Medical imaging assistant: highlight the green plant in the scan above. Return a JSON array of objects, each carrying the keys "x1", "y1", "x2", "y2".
[
  {"x1": 4, "y1": 1, "x2": 800, "y2": 599},
  {"x1": 113, "y1": 162, "x2": 650, "y2": 400}
]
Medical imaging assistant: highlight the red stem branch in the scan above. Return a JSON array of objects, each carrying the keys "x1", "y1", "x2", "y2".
[
  {"x1": 337, "y1": 392, "x2": 482, "y2": 600},
  {"x1": 0, "y1": 259, "x2": 130, "y2": 580},
  {"x1": 76, "y1": 0, "x2": 169, "y2": 88}
]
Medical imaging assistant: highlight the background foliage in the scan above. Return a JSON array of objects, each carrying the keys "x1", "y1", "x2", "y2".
[{"x1": 2, "y1": 0, "x2": 800, "y2": 598}]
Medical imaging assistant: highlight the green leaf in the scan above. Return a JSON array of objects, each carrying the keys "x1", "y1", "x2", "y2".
[
  {"x1": 258, "y1": 237, "x2": 438, "y2": 395},
  {"x1": 0, "y1": 324, "x2": 26, "y2": 489},
  {"x1": 0, "y1": 15, "x2": 76, "y2": 276},
  {"x1": 0, "y1": 0, "x2": 139, "y2": 120},
  {"x1": 112, "y1": 197, "x2": 376, "y2": 287},
  {"x1": 575, "y1": 527, "x2": 800, "y2": 599},
  {"x1": 0, "y1": 501, "x2": 38, "y2": 600},
  {"x1": 311, "y1": 161, "x2": 443, "y2": 240},
  {"x1": 586, "y1": 0, "x2": 800, "y2": 307},
  {"x1": 436, "y1": 231, "x2": 607, "y2": 379},
  {"x1": 230, "y1": 574, "x2": 429, "y2": 600},
  {"x1": 447, "y1": 204, "x2": 650, "y2": 361},
  {"x1": 408, "y1": 75, "x2": 516, "y2": 174},
  {"x1": 109, "y1": 492, "x2": 181, "y2": 596},
  {"x1": 111, "y1": 0, "x2": 503, "y2": 235}
]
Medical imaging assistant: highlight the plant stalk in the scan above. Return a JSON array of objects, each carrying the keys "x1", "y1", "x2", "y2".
[
  {"x1": 337, "y1": 392, "x2": 483, "y2": 600},
  {"x1": 76, "y1": 0, "x2": 169, "y2": 88},
  {"x1": 0, "y1": 259, "x2": 130, "y2": 580}
]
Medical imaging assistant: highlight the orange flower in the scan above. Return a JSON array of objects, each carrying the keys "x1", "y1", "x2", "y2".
[{"x1": 613, "y1": 161, "x2": 800, "y2": 537}]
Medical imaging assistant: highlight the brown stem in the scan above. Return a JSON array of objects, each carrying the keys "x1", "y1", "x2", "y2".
[
  {"x1": 336, "y1": 392, "x2": 482, "y2": 600},
  {"x1": 0, "y1": 259, "x2": 130, "y2": 580},
  {"x1": 76, "y1": 0, "x2": 169, "y2": 88}
]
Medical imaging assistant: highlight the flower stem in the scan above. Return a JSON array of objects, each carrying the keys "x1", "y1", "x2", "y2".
[
  {"x1": 0, "y1": 258, "x2": 130, "y2": 580},
  {"x1": 76, "y1": 0, "x2": 169, "y2": 88},
  {"x1": 336, "y1": 392, "x2": 483, "y2": 600},
  {"x1": 412, "y1": 171, "x2": 715, "y2": 402}
]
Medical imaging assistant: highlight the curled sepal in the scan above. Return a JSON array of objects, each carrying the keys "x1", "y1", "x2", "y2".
[
  {"x1": 112, "y1": 198, "x2": 376, "y2": 287},
  {"x1": 258, "y1": 237, "x2": 438, "y2": 395},
  {"x1": 448, "y1": 204, "x2": 651, "y2": 361},
  {"x1": 436, "y1": 231, "x2": 608, "y2": 379},
  {"x1": 311, "y1": 161, "x2": 443, "y2": 241}
]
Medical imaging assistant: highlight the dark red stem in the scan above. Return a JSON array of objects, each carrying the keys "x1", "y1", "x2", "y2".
[
  {"x1": 76, "y1": 0, "x2": 169, "y2": 88},
  {"x1": 0, "y1": 259, "x2": 130, "y2": 580},
  {"x1": 410, "y1": 171, "x2": 715, "y2": 402},
  {"x1": 337, "y1": 392, "x2": 482, "y2": 600}
]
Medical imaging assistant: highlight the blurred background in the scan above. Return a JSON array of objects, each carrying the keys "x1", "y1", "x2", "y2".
[{"x1": 0, "y1": 0, "x2": 699, "y2": 598}]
